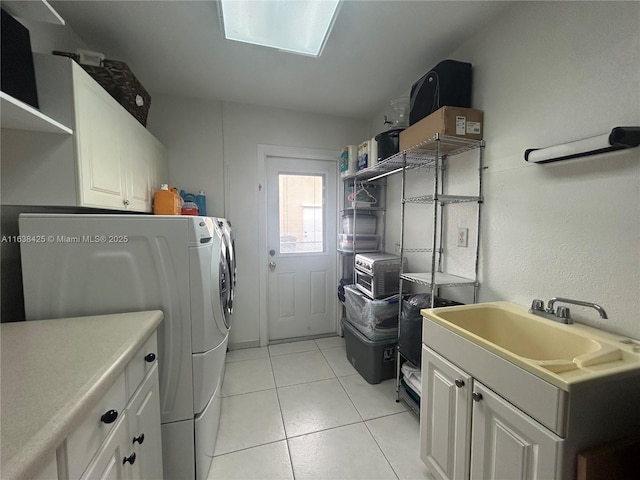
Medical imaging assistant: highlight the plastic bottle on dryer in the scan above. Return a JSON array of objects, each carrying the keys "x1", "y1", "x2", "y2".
[
  {"x1": 154, "y1": 184, "x2": 181, "y2": 215},
  {"x1": 196, "y1": 191, "x2": 207, "y2": 216}
]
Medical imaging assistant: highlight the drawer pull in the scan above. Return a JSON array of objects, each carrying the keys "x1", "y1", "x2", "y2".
[
  {"x1": 454, "y1": 379, "x2": 465, "y2": 388},
  {"x1": 100, "y1": 409, "x2": 118, "y2": 424},
  {"x1": 133, "y1": 434, "x2": 145, "y2": 445},
  {"x1": 123, "y1": 453, "x2": 136, "y2": 465},
  {"x1": 472, "y1": 392, "x2": 483, "y2": 402},
  {"x1": 144, "y1": 353, "x2": 156, "y2": 363}
]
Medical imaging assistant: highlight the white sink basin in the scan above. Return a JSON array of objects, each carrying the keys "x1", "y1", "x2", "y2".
[{"x1": 421, "y1": 302, "x2": 640, "y2": 386}]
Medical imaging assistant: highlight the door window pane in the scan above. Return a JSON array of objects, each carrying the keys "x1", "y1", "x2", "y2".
[{"x1": 279, "y1": 174, "x2": 324, "y2": 253}]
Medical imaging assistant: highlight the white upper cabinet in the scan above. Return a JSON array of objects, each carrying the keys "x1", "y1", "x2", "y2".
[
  {"x1": 1, "y1": 55, "x2": 167, "y2": 212},
  {"x1": 73, "y1": 65, "x2": 128, "y2": 209}
]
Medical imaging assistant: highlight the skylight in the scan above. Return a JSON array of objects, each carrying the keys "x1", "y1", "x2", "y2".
[{"x1": 219, "y1": 0, "x2": 341, "y2": 57}]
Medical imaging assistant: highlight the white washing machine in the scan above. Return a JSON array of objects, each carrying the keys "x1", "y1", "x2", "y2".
[{"x1": 19, "y1": 214, "x2": 231, "y2": 480}]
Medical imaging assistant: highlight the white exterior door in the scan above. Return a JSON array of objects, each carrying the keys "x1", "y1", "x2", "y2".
[{"x1": 265, "y1": 155, "x2": 337, "y2": 341}]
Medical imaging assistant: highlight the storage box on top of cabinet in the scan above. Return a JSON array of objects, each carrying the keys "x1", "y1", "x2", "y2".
[
  {"x1": 399, "y1": 106, "x2": 483, "y2": 151},
  {"x1": 0, "y1": 54, "x2": 168, "y2": 211}
]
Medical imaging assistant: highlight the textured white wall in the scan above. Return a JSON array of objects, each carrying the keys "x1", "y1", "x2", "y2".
[
  {"x1": 146, "y1": 96, "x2": 226, "y2": 218},
  {"x1": 221, "y1": 103, "x2": 368, "y2": 347},
  {"x1": 385, "y1": 1, "x2": 640, "y2": 337}
]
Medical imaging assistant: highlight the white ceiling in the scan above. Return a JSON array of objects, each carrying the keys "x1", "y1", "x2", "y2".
[{"x1": 50, "y1": 0, "x2": 512, "y2": 120}]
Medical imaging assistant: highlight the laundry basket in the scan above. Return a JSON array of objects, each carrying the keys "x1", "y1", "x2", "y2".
[{"x1": 53, "y1": 51, "x2": 151, "y2": 126}]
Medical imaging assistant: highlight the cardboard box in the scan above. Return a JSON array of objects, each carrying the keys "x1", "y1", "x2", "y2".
[{"x1": 399, "y1": 106, "x2": 483, "y2": 151}]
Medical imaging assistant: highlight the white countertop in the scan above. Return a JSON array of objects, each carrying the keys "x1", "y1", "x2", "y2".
[{"x1": 0, "y1": 310, "x2": 163, "y2": 480}]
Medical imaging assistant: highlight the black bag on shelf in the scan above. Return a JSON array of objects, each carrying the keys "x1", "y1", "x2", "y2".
[
  {"x1": 337, "y1": 277, "x2": 353, "y2": 303},
  {"x1": 399, "y1": 294, "x2": 464, "y2": 366},
  {"x1": 409, "y1": 59, "x2": 472, "y2": 125}
]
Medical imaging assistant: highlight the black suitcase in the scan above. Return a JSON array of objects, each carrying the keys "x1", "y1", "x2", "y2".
[{"x1": 409, "y1": 59, "x2": 472, "y2": 125}]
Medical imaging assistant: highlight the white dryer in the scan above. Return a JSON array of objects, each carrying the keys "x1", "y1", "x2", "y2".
[{"x1": 19, "y1": 214, "x2": 231, "y2": 480}]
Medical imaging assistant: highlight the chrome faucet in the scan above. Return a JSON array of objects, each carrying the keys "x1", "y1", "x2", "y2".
[
  {"x1": 546, "y1": 297, "x2": 608, "y2": 319},
  {"x1": 529, "y1": 297, "x2": 608, "y2": 324}
]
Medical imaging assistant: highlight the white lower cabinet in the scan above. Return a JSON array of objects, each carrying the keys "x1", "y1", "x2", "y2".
[
  {"x1": 469, "y1": 382, "x2": 561, "y2": 480},
  {"x1": 420, "y1": 347, "x2": 472, "y2": 480},
  {"x1": 126, "y1": 365, "x2": 164, "y2": 480},
  {"x1": 80, "y1": 413, "x2": 130, "y2": 480},
  {"x1": 58, "y1": 334, "x2": 163, "y2": 479},
  {"x1": 420, "y1": 346, "x2": 561, "y2": 480}
]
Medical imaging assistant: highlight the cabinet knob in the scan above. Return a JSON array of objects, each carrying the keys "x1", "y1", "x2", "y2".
[
  {"x1": 122, "y1": 453, "x2": 136, "y2": 465},
  {"x1": 100, "y1": 409, "x2": 118, "y2": 424},
  {"x1": 133, "y1": 433, "x2": 145, "y2": 445},
  {"x1": 454, "y1": 379, "x2": 465, "y2": 388},
  {"x1": 123, "y1": 199, "x2": 130, "y2": 206},
  {"x1": 472, "y1": 392, "x2": 483, "y2": 402},
  {"x1": 144, "y1": 352, "x2": 156, "y2": 363}
]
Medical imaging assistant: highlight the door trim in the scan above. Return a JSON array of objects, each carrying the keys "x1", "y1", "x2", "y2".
[{"x1": 257, "y1": 144, "x2": 339, "y2": 347}]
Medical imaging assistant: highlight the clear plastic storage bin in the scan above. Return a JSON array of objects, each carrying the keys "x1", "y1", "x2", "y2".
[
  {"x1": 342, "y1": 215, "x2": 377, "y2": 235},
  {"x1": 338, "y1": 234, "x2": 379, "y2": 251},
  {"x1": 343, "y1": 285, "x2": 399, "y2": 341}
]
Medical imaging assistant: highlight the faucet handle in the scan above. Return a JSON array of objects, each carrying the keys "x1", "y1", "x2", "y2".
[
  {"x1": 530, "y1": 299, "x2": 545, "y2": 312},
  {"x1": 555, "y1": 306, "x2": 572, "y2": 323}
]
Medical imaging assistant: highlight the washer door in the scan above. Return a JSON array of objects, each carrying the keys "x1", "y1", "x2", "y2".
[
  {"x1": 227, "y1": 226, "x2": 237, "y2": 312},
  {"x1": 220, "y1": 232, "x2": 234, "y2": 318},
  {"x1": 215, "y1": 238, "x2": 231, "y2": 330},
  {"x1": 190, "y1": 229, "x2": 227, "y2": 354}
]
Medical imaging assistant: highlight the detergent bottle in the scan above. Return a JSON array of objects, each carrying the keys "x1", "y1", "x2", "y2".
[
  {"x1": 154, "y1": 184, "x2": 182, "y2": 215},
  {"x1": 180, "y1": 190, "x2": 207, "y2": 217},
  {"x1": 196, "y1": 191, "x2": 207, "y2": 216}
]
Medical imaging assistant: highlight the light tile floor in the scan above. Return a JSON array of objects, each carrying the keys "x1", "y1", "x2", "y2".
[{"x1": 208, "y1": 337, "x2": 434, "y2": 480}]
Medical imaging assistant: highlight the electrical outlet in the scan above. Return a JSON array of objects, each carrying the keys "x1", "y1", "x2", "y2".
[{"x1": 457, "y1": 227, "x2": 468, "y2": 247}]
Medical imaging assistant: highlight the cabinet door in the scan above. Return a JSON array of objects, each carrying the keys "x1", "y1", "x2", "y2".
[
  {"x1": 126, "y1": 364, "x2": 164, "y2": 480},
  {"x1": 80, "y1": 414, "x2": 131, "y2": 480},
  {"x1": 148, "y1": 132, "x2": 168, "y2": 203},
  {"x1": 420, "y1": 345, "x2": 472, "y2": 480},
  {"x1": 73, "y1": 63, "x2": 127, "y2": 210},
  {"x1": 123, "y1": 118, "x2": 153, "y2": 212},
  {"x1": 470, "y1": 382, "x2": 562, "y2": 480}
]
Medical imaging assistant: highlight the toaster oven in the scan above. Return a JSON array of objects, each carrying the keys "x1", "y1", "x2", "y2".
[{"x1": 354, "y1": 253, "x2": 406, "y2": 299}]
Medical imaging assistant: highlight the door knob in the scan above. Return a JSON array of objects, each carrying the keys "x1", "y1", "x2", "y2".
[{"x1": 269, "y1": 261, "x2": 276, "y2": 271}]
